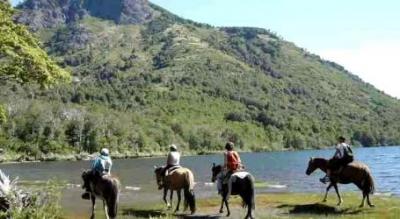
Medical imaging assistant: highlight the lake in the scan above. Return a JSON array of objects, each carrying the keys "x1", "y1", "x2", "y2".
[{"x1": 0, "y1": 146, "x2": 399, "y2": 215}]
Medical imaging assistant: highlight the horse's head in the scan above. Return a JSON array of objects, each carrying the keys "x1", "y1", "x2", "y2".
[
  {"x1": 211, "y1": 163, "x2": 222, "y2": 182},
  {"x1": 154, "y1": 166, "x2": 164, "y2": 190},
  {"x1": 306, "y1": 157, "x2": 317, "y2": 175}
]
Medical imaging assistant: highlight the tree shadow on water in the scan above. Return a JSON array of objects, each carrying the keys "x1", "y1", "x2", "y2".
[{"x1": 278, "y1": 203, "x2": 363, "y2": 215}]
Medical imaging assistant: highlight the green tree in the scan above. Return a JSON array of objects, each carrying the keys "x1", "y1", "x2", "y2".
[
  {"x1": 0, "y1": 105, "x2": 6, "y2": 124},
  {"x1": 0, "y1": 1, "x2": 70, "y2": 86}
]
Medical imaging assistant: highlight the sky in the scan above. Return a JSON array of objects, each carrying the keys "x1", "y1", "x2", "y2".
[{"x1": 11, "y1": 0, "x2": 400, "y2": 98}]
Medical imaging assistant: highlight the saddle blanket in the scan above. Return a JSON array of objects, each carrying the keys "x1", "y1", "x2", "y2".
[{"x1": 231, "y1": 171, "x2": 250, "y2": 179}]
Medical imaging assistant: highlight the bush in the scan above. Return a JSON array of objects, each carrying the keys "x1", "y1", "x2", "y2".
[{"x1": 1, "y1": 181, "x2": 63, "y2": 219}]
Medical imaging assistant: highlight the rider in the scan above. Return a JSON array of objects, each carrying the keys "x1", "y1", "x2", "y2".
[
  {"x1": 220, "y1": 141, "x2": 242, "y2": 197},
  {"x1": 82, "y1": 148, "x2": 113, "y2": 199},
  {"x1": 162, "y1": 144, "x2": 181, "y2": 177},
  {"x1": 223, "y1": 142, "x2": 242, "y2": 182},
  {"x1": 320, "y1": 136, "x2": 353, "y2": 184}
]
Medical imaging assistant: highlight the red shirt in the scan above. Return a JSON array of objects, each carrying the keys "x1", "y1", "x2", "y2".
[{"x1": 225, "y1": 151, "x2": 241, "y2": 171}]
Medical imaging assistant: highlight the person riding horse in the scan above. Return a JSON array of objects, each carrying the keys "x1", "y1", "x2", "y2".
[
  {"x1": 220, "y1": 142, "x2": 242, "y2": 194},
  {"x1": 82, "y1": 148, "x2": 113, "y2": 200},
  {"x1": 320, "y1": 136, "x2": 354, "y2": 184},
  {"x1": 159, "y1": 144, "x2": 181, "y2": 188}
]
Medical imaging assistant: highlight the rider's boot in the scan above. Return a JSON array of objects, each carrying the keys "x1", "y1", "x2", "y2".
[
  {"x1": 81, "y1": 192, "x2": 90, "y2": 200},
  {"x1": 319, "y1": 175, "x2": 330, "y2": 184}
]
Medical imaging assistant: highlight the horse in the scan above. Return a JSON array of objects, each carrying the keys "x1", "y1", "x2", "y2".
[
  {"x1": 154, "y1": 166, "x2": 196, "y2": 214},
  {"x1": 305, "y1": 157, "x2": 375, "y2": 207},
  {"x1": 211, "y1": 163, "x2": 255, "y2": 219},
  {"x1": 81, "y1": 171, "x2": 120, "y2": 219}
]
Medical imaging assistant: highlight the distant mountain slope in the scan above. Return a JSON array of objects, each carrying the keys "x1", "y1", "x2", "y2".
[{"x1": 1, "y1": 0, "x2": 399, "y2": 158}]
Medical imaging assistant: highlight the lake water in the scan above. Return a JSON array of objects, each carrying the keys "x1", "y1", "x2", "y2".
[{"x1": 0, "y1": 146, "x2": 399, "y2": 215}]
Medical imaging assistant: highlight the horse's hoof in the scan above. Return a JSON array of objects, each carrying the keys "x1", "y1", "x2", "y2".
[
  {"x1": 369, "y1": 204, "x2": 375, "y2": 208},
  {"x1": 359, "y1": 205, "x2": 364, "y2": 208},
  {"x1": 337, "y1": 203, "x2": 342, "y2": 206},
  {"x1": 226, "y1": 212, "x2": 230, "y2": 217},
  {"x1": 322, "y1": 199, "x2": 327, "y2": 203},
  {"x1": 219, "y1": 209, "x2": 224, "y2": 214}
]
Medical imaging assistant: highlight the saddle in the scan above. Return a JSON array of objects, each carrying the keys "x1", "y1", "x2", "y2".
[
  {"x1": 82, "y1": 170, "x2": 109, "y2": 192},
  {"x1": 165, "y1": 165, "x2": 181, "y2": 176}
]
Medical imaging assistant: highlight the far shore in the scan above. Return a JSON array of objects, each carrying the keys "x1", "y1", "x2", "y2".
[
  {"x1": 0, "y1": 148, "x2": 283, "y2": 164},
  {"x1": 0, "y1": 145, "x2": 397, "y2": 164}
]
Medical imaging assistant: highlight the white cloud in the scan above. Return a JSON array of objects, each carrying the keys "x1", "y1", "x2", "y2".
[{"x1": 317, "y1": 40, "x2": 400, "y2": 99}]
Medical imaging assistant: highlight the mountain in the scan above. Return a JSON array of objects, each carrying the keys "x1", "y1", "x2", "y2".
[
  {"x1": 15, "y1": 0, "x2": 153, "y2": 30},
  {"x1": 1, "y1": 0, "x2": 400, "y2": 158}
]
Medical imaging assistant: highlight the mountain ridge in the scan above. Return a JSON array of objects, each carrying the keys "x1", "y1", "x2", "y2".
[
  {"x1": 15, "y1": 0, "x2": 154, "y2": 30},
  {"x1": 1, "y1": 0, "x2": 400, "y2": 158}
]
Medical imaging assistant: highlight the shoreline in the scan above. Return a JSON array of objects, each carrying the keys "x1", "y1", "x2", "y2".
[
  {"x1": 65, "y1": 192, "x2": 400, "y2": 219},
  {"x1": 0, "y1": 145, "x2": 398, "y2": 164},
  {"x1": 0, "y1": 148, "x2": 273, "y2": 164}
]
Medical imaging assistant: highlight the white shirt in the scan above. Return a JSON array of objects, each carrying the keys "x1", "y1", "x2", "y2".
[
  {"x1": 167, "y1": 151, "x2": 180, "y2": 166},
  {"x1": 102, "y1": 156, "x2": 112, "y2": 174},
  {"x1": 334, "y1": 143, "x2": 349, "y2": 159}
]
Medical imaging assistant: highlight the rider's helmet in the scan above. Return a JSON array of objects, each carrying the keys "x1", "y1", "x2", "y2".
[
  {"x1": 225, "y1": 142, "x2": 234, "y2": 151},
  {"x1": 100, "y1": 148, "x2": 109, "y2": 156},
  {"x1": 169, "y1": 144, "x2": 178, "y2": 151}
]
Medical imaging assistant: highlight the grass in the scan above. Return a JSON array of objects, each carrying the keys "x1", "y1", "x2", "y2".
[{"x1": 67, "y1": 193, "x2": 400, "y2": 219}]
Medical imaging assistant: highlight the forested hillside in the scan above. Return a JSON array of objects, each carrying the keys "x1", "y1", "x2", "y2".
[{"x1": 1, "y1": 0, "x2": 400, "y2": 160}]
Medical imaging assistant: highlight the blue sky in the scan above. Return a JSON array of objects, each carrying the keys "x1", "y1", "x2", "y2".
[{"x1": 11, "y1": 0, "x2": 400, "y2": 98}]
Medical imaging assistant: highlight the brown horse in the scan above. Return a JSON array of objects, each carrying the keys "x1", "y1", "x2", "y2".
[
  {"x1": 154, "y1": 166, "x2": 196, "y2": 214},
  {"x1": 306, "y1": 157, "x2": 375, "y2": 207},
  {"x1": 82, "y1": 171, "x2": 120, "y2": 219}
]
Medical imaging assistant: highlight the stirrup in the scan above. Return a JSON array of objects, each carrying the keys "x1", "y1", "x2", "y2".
[
  {"x1": 81, "y1": 192, "x2": 90, "y2": 200},
  {"x1": 319, "y1": 176, "x2": 330, "y2": 184}
]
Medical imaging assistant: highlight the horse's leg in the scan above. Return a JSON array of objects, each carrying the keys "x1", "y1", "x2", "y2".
[
  {"x1": 163, "y1": 188, "x2": 170, "y2": 208},
  {"x1": 245, "y1": 200, "x2": 252, "y2": 219},
  {"x1": 169, "y1": 189, "x2": 173, "y2": 209},
  {"x1": 175, "y1": 189, "x2": 181, "y2": 213},
  {"x1": 322, "y1": 183, "x2": 333, "y2": 202},
  {"x1": 224, "y1": 198, "x2": 230, "y2": 217},
  {"x1": 367, "y1": 194, "x2": 375, "y2": 207},
  {"x1": 333, "y1": 184, "x2": 343, "y2": 206},
  {"x1": 359, "y1": 192, "x2": 366, "y2": 208},
  {"x1": 219, "y1": 196, "x2": 225, "y2": 213},
  {"x1": 90, "y1": 196, "x2": 96, "y2": 219},
  {"x1": 103, "y1": 200, "x2": 109, "y2": 219}
]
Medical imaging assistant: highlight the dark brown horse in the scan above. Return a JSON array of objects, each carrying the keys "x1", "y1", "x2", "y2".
[
  {"x1": 82, "y1": 171, "x2": 120, "y2": 219},
  {"x1": 211, "y1": 164, "x2": 255, "y2": 219},
  {"x1": 154, "y1": 166, "x2": 196, "y2": 214},
  {"x1": 306, "y1": 157, "x2": 375, "y2": 207}
]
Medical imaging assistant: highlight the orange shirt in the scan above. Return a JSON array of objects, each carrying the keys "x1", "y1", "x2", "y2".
[{"x1": 225, "y1": 151, "x2": 241, "y2": 171}]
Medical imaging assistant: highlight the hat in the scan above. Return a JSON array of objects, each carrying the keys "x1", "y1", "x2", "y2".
[
  {"x1": 169, "y1": 144, "x2": 177, "y2": 151},
  {"x1": 100, "y1": 148, "x2": 109, "y2": 156}
]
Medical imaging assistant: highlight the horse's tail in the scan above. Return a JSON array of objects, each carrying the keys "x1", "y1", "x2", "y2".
[
  {"x1": 183, "y1": 170, "x2": 196, "y2": 214},
  {"x1": 107, "y1": 179, "x2": 120, "y2": 218},
  {"x1": 363, "y1": 168, "x2": 375, "y2": 195}
]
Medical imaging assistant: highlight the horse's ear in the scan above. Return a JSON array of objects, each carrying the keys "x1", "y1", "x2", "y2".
[
  {"x1": 154, "y1": 165, "x2": 157, "y2": 169},
  {"x1": 212, "y1": 163, "x2": 215, "y2": 167},
  {"x1": 309, "y1": 157, "x2": 314, "y2": 161}
]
